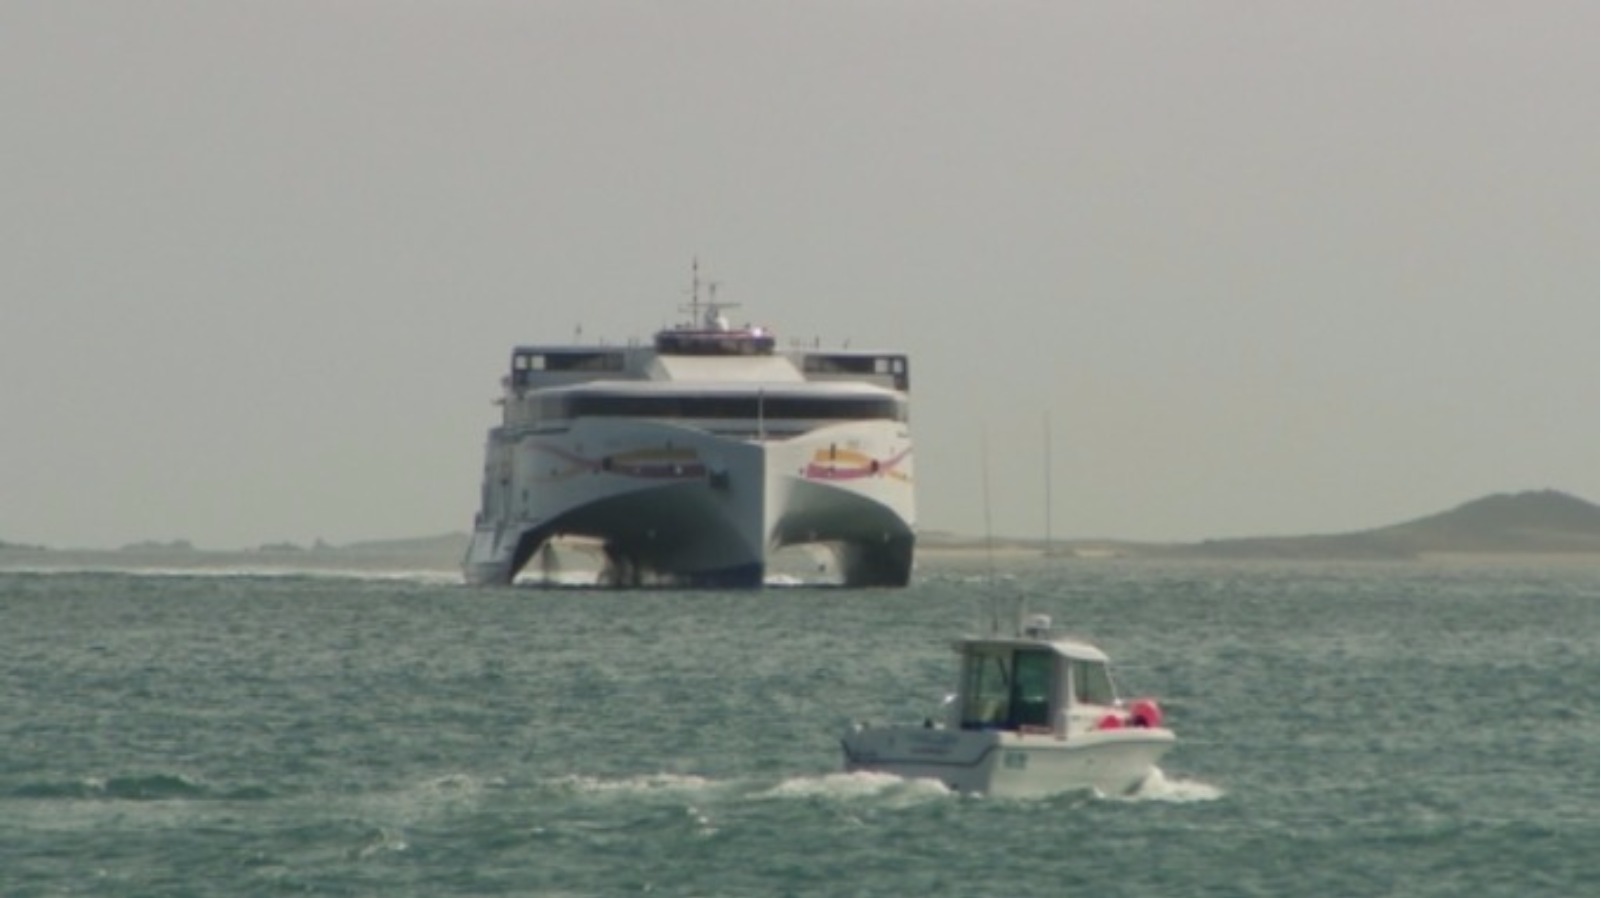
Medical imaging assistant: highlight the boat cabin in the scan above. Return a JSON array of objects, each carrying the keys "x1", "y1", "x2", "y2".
[{"x1": 952, "y1": 616, "x2": 1127, "y2": 734}]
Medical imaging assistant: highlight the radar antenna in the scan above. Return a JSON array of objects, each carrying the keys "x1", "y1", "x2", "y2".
[{"x1": 679, "y1": 258, "x2": 739, "y2": 331}]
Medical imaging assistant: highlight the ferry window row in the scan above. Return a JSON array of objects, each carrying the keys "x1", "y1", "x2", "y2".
[
  {"x1": 521, "y1": 393, "x2": 908, "y2": 422},
  {"x1": 803, "y1": 354, "x2": 910, "y2": 390},
  {"x1": 802, "y1": 354, "x2": 907, "y2": 375},
  {"x1": 511, "y1": 352, "x2": 626, "y2": 384}
]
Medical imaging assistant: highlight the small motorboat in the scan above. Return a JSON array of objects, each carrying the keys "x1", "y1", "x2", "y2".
[{"x1": 840, "y1": 613, "x2": 1175, "y2": 798}]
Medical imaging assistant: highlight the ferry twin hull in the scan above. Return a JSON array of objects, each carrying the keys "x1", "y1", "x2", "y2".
[
  {"x1": 464, "y1": 418, "x2": 914, "y2": 587},
  {"x1": 840, "y1": 726, "x2": 1175, "y2": 798}
]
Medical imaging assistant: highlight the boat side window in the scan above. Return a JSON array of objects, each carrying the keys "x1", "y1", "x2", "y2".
[
  {"x1": 1070, "y1": 660, "x2": 1117, "y2": 706},
  {"x1": 960, "y1": 650, "x2": 1011, "y2": 730},
  {"x1": 1009, "y1": 650, "x2": 1054, "y2": 729}
]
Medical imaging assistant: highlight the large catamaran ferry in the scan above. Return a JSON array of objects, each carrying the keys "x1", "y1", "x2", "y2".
[{"x1": 463, "y1": 266, "x2": 915, "y2": 587}]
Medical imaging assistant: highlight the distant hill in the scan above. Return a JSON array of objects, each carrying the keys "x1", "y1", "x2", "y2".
[
  {"x1": 0, "y1": 531, "x2": 473, "y2": 574},
  {"x1": 1370, "y1": 490, "x2": 1598, "y2": 553},
  {"x1": 1164, "y1": 490, "x2": 1597, "y2": 560}
]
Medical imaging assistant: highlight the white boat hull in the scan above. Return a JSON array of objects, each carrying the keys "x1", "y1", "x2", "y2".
[
  {"x1": 464, "y1": 417, "x2": 914, "y2": 587},
  {"x1": 840, "y1": 724, "x2": 1175, "y2": 798}
]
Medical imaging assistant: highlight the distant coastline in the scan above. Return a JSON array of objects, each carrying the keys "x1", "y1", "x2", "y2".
[
  {"x1": 924, "y1": 490, "x2": 1597, "y2": 561},
  {"x1": 3, "y1": 490, "x2": 1595, "y2": 572}
]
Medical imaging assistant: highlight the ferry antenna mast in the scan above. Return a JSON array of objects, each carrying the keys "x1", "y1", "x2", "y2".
[
  {"x1": 680, "y1": 258, "x2": 737, "y2": 329},
  {"x1": 682, "y1": 257, "x2": 703, "y2": 326}
]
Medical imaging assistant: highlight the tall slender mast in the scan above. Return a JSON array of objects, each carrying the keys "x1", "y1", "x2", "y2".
[
  {"x1": 981, "y1": 425, "x2": 1002, "y2": 633},
  {"x1": 1044, "y1": 412, "x2": 1053, "y2": 555}
]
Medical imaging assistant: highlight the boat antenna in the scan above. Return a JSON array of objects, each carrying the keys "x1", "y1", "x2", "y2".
[
  {"x1": 982, "y1": 426, "x2": 996, "y2": 582},
  {"x1": 981, "y1": 425, "x2": 1000, "y2": 634},
  {"x1": 980, "y1": 424, "x2": 1025, "y2": 636},
  {"x1": 1044, "y1": 411, "x2": 1053, "y2": 557}
]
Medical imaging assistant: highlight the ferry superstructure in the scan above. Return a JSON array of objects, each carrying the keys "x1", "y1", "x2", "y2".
[{"x1": 463, "y1": 269, "x2": 915, "y2": 587}]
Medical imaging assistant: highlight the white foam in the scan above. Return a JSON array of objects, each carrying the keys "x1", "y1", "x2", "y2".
[
  {"x1": 757, "y1": 771, "x2": 952, "y2": 803},
  {"x1": 1121, "y1": 767, "x2": 1224, "y2": 803},
  {"x1": 511, "y1": 570, "x2": 602, "y2": 587},
  {"x1": 551, "y1": 773, "x2": 718, "y2": 795},
  {"x1": 353, "y1": 825, "x2": 410, "y2": 858}
]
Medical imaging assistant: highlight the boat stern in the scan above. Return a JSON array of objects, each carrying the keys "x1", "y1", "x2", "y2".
[{"x1": 840, "y1": 722, "x2": 1175, "y2": 799}]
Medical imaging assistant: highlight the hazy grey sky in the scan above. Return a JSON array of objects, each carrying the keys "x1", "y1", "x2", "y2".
[{"x1": 2, "y1": 1, "x2": 1595, "y2": 549}]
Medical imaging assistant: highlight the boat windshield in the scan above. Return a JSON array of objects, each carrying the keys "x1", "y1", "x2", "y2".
[
  {"x1": 1069, "y1": 659, "x2": 1117, "y2": 706},
  {"x1": 960, "y1": 649, "x2": 1011, "y2": 730},
  {"x1": 960, "y1": 648, "x2": 1054, "y2": 731},
  {"x1": 1011, "y1": 650, "x2": 1053, "y2": 729}
]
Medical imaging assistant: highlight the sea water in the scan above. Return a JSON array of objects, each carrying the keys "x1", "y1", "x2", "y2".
[{"x1": 1, "y1": 558, "x2": 1594, "y2": 897}]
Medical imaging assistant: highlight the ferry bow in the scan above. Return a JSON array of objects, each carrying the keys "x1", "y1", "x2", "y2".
[{"x1": 463, "y1": 267, "x2": 915, "y2": 587}]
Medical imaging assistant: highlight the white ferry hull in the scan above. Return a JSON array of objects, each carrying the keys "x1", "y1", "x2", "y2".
[
  {"x1": 464, "y1": 417, "x2": 914, "y2": 587},
  {"x1": 840, "y1": 725, "x2": 1174, "y2": 798}
]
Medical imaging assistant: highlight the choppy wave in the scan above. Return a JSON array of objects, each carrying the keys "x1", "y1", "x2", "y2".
[
  {"x1": 7, "y1": 773, "x2": 272, "y2": 802},
  {"x1": 342, "y1": 773, "x2": 503, "y2": 829}
]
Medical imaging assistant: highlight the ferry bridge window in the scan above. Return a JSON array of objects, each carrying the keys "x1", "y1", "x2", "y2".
[
  {"x1": 511, "y1": 354, "x2": 546, "y2": 388},
  {"x1": 804, "y1": 355, "x2": 876, "y2": 375},
  {"x1": 804, "y1": 354, "x2": 908, "y2": 378},
  {"x1": 657, "y1": 333, "x2": 776, "y2": 355},
  {"x1": 545, "y1": 352, "x2": 624, "y2": 372}
]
